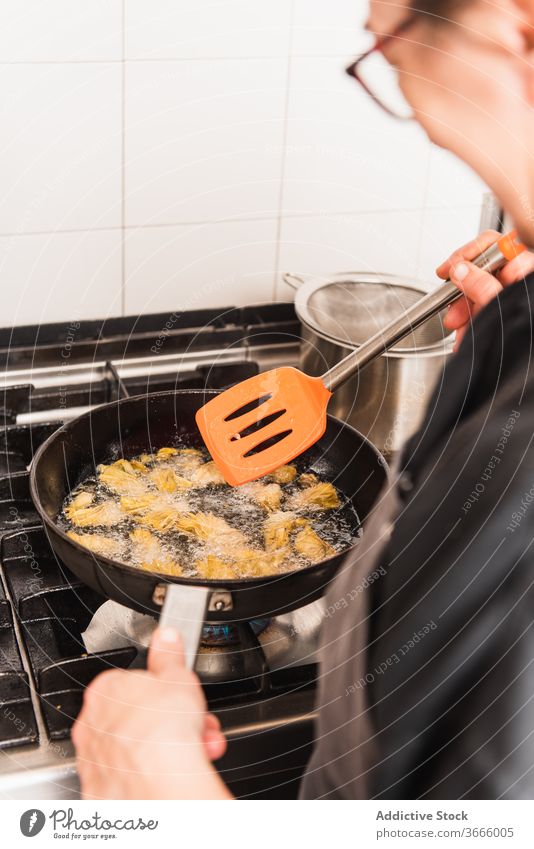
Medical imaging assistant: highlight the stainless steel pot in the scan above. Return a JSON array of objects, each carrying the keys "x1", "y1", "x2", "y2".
[{"x1": 284, "y1": 271, "x2": 455, "y2": 456}]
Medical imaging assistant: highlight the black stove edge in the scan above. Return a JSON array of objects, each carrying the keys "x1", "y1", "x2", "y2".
[{"x1": 0, "y1": 303, "x2": 299, "y2": 363}]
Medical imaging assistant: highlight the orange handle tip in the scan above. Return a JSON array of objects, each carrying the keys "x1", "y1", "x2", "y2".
[{"x1": 498, "y1": 229, "x2": 527, "y2": 262}]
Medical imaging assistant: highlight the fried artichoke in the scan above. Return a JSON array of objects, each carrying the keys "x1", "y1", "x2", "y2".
[
  {"x1": 67, "y1": 500, "x2": 123, "y2": 528},
  {"x1": 174, "y1": 448, "x2": 204, "y2": 463},
  {"x1": 65, "y1": 490, "x2": 94, "y2": 516},
  {"x1": 233, "y1": 547, "x2": 289, "y2": 577},
  {"x1": 241, "y1": 481, "x2": 282, "y2": 512},
  {"x1": 112, "y1": 458, "x2": 149, "y2": 475},
  {"x1": 263, "y1": 511, "x2": 305, "y2": 550},
  {"x1": 130, "y1": 527, "x2": 157, "y2": 546},
  {"x1": 135, "y1": 508, "x2": 183, "y2": 532},
  {"x1": 67, "y1": 530, "x2": 121, "y2": 559},
  {"x1": 269, "y1": 464, "x2": 297, "y2": 485},
  {"x1": 149, "y1": 468, "x2": 193, "y2": 493},
  {"x1": 120, "y1": 494, "x2": 158, "y2": 516},
  {"x1": 138, "y1": 453, "x2": 156, "y2": 465},
  {"x1": 62, "y1": 444, "x2": 349, "y2": 581},
  {"x1": 298, "y1": 472, "x2": 319, "y2": 488},
  {"x1": 156, "y1": 447, "x2": 178, "y2": 459},
  {"x1": 294, "y1": 524, "x2": 336, "y2": 563},
  {"x1": 176, "y1": 512, "x2": 245, "y2": 548},
  {"x1": 289, "y1": 482, "x2": 340, "y2": 511},
  {"x1": 190, "y1": 461, "x2": 226, "y2": 487},
  {"x1": 194, "y1": 555, "x2": 237, "y2": 581},
  {"x1": 129, "y1": 528, "x2": 182, "y2": 576},
  {"x1": 98, "y1": 463, "x2": 147, "y2": 496}
]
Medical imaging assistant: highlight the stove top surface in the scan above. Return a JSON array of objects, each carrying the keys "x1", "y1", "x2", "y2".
[{"x1": 0, "y1": 303, "x2": 319, "y2": 799}]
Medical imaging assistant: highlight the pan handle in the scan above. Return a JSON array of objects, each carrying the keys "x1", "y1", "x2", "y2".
[
  {"x1": 159, "y1": 583, "x2": 209, "y2": 668},
  {"x1": 130, "y1": 583, "x2": 209, "y2": 670}
]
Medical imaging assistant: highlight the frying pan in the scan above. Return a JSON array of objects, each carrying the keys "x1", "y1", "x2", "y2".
[{"x1": 29, "y1": 390, "x2": 387, "y2": 660}]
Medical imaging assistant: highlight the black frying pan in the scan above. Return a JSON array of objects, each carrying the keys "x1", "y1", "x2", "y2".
[{"x1": 29, "y1": 390, "x2": 387, "y2": 628}]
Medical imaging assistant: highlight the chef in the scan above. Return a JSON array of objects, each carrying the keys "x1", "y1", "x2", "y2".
[{"x1": 72, "y1": 0, "x2": 534, "y2": 799}]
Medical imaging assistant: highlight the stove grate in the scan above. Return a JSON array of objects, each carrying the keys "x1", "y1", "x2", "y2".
[{"x1": 0, "y1": 589, "x2": 38, "y2": 748}]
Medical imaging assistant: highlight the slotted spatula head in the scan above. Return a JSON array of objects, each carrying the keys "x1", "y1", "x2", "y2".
[{"x1": 195, "y1": 367, "x2": 332, "y2": 486}]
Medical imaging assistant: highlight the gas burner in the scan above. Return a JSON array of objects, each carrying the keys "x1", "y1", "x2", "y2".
[{"x1": 200, "y1": 618, "x2": 271, "y2": 648}]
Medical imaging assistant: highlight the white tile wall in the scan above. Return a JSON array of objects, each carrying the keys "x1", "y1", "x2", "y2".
[
  {"x1": 126, "y1": 0, "x2": 292, "y2": 60},
  {"x1": 0, "y1": 0, "x2": 487, "y2": 326},
  {"x1": 278, "y1": 210, "x2": 422, "y2": 288},
  {"x1": 282, "y1": 57, "x2": 430, "y2": 215},
  {"x1": 292, "y1": 0, "x2": 370, "y2": 57},
  {"x1": 0, "y1": 63, "x2": 122, "y2": 234},
  {"x1": 425, "y1": 146, "x2": 487, "y2": 209},
  {"x1": 125, "y1": 59, "x2": 287, "y2": 225},
  {"x1": 0, "y1": 230, "x2": 122, "y2": 326},
  {"x1": 124, "y1": 219, "x2": 278, "y2": 314},
  {"x1": 0, "y1": 1, "x2": 122, "y2": 63},
  {"x1": 417, "y1": 205, "x2": 486, "y2": 287}
]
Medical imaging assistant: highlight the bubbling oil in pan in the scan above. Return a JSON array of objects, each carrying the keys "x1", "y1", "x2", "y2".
[{"x1": 58, "y1": 442, "x2": 362, "y2": 580}]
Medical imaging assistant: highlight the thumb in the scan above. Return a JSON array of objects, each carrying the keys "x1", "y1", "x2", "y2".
[
  {"x1": 147, "y1": 626, "x2": 186, "y2": 678},
  {"x1": 449, "y1": 261, "x2": 503, "y2": 311}
]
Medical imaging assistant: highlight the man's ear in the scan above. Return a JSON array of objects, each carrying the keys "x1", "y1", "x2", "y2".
[
  {"x1": 512, "y1": 0, "x2": 534, "y2": 47},
  {"x1": 482, "y1": 0, "x2": 531, "y2": 53},
  {"x1": 460, "y1": 0, "x2": 527, "y2": 57}
]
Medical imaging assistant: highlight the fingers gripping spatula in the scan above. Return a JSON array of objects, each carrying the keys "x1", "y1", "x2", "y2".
[{"x1": 196, "y1": 231, "x2": 526, "y2": 486}]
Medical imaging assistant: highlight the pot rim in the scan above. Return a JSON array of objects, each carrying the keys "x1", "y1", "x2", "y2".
[{"x1": 291, "y1": 271, "x2": 456, "y2": 357}]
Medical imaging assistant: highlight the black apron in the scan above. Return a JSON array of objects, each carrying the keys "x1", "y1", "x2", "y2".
[{"x1": 302, "y1": 273, "x2": 534, "y2": 799}]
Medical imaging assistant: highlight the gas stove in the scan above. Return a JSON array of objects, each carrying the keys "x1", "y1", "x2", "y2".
[{"x1": 0, "y1": 303, "x2": 320, "y2": 800}]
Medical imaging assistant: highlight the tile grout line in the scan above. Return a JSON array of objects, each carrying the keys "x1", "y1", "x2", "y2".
[
  {"x1": 272, "y1": 1, "x2": 296, "y2": 302},
  {"x1": 0, "y1": 204, "x2": 484, "y2": 241},
  {"x1": 0, "y1": 53, "x2": 359, "y2": 67},
  {"x1": 414, "y1": 143, "x2": 434, "y2": 280}
]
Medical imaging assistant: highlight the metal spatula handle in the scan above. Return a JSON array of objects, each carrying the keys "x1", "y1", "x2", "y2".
[{"x1": 322, "y1": 231, "x2": 526, "y2": 393}]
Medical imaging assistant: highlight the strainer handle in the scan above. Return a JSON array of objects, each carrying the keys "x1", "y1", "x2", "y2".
[
  {"x1": 282, "y1": 272, "x2": 309, "y2": 290},
  {"x1": 322, "y1": 230, "x2": 526, "y2": 392}
]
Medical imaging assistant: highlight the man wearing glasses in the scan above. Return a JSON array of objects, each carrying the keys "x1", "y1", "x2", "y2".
[{"x1": 72, "y1": 0, "x2": 534, "y2": 800}]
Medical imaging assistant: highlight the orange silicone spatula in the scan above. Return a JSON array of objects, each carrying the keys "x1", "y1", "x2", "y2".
[{"x1": 196, "y1": 230, "x2": 526, "y2": 485}]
